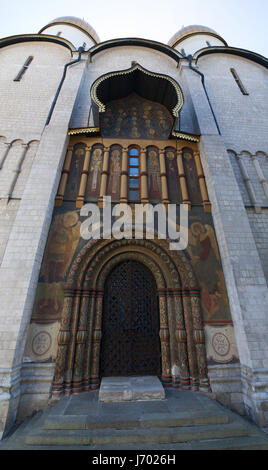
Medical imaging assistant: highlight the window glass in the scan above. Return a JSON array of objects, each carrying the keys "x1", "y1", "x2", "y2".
[
  {"x1": 129, "y1": 178, "x2": 139, "y2": 188},
  {"x1": 129, "y1": 157, "x2": 139, "y2": 166},
  {"x1": 129, "y1": 190, "x2": 139, "y2": 201},
  {"x1": 129, "y1": 167, "x2": 139, "y2": 176},
  {"x1": 128, "y1": 147, "x2": 140, "y2": 201},
  {"x1": 14, "y1": 56, "x2": 34, "y2": 81},
  {"x1": 129, "y1": 148, "x2": 139, "y2": 156}
]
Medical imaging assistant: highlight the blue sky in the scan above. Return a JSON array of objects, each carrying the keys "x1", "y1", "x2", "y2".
[{"x1": 1, "y1": 0, "x2": 268, "y2": 57}]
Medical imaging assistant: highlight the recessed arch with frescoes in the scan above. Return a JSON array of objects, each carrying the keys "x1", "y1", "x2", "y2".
[{"x1": 52, "y1": 236, "x2": 210, "y2": 396}]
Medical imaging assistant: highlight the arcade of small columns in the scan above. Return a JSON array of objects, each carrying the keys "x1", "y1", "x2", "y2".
[{"x1": 55, "y1": 136, "x2": 211, "y2": 211}]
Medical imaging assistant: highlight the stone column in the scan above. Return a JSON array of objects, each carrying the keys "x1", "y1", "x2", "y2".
[
  {"x1": 120, "y1": 147, "x2": 128, "y2": 203},
  {"x1": 190, "y1": 292, "x2": 210, "y2": 391},
  {"x1": 52, "y1": 288, "x2": 75, "y2": 394},
  {"x1": 55, "y1": 145, "x2": 74, "y2": 205},
  {"x1": 159, "y1": 149, "x2": 169, "y2": 206},
  {"x1": 3, "y1": 144, "x2": 29, "y2": 200},
  {"x1": 193, "y1": 150, "x2": 211, "y2": 212},
  {"x1": 0, "y1": 143, "x2": 11, "y2": 170},
  {"x1": 140, "y1": 147, "x2": 149, "y2": 204},
  {"x1": 181, "y1": 292, "x2": 199, "y2": 389},
  {"x1": 236, "y1": 153, "x2": 261, "y2": 213},
  {"x1": 172, "y1": 289, "x2": 190, "y2": 388},
  {"x1": 165, "y1": 293, "x2": 178, "y2": 385},
  {"x1": 98, "y1": 146, "x2": 110, "y2": 207},
  {"x1": 251, "y1": 154, "x2": 268, "y2": 203},
  {"x1": 90, "y1": 289, "x2": 103, "y2": 389},
  {"x1": 176, "y1": 149, "x2": 191, "y2": 210},
  {"x1": 76, "y1": 145, "x2": 92, "y2": 208},
  {"x1": 83, "y1": 289, "x2": 96, "y2": 391},
  {"x1": 73, "y1": 289, "x2": 91, "y2": 391},
  {"x1": 64, "y1": 289, "x2": 82, "y2": 393},
  {"x1": 158, "y1": 291, "x2": 171, "y2": 384}
]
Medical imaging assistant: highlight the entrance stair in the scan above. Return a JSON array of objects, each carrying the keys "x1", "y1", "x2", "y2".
[{"x1": 1, "y1": 389, "x2": 268, "y2": 450}]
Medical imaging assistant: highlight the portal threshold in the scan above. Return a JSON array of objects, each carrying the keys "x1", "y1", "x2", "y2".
[{"x1": 99, "y1": 376, "x2": 165, "y2": 402}]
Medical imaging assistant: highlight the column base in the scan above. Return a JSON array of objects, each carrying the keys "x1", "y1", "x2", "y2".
[
  {"x1": 54, "y1": 196, "x2": 63, "y2": 206},
  {"x1": 76, "y1": 197, "x2": 84, "y2": 209},
  {"x1": 203, "y1": 202, "x2": 212, "y2": 212}
]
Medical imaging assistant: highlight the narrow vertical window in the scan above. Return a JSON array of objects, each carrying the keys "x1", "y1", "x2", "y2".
[
  {"x1": 128, "y1": 147, "x2": 140, "y2": 201},
  {"x1": 230, "y1": 68, "x2": 249, "y2": 95},
  {"x1": 13, "y1": 56, "x2": 34, "y2": 81}
]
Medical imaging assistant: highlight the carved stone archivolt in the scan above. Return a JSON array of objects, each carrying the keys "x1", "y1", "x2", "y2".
[{"x1": 52, "y1": 237, "x2": 210, "y2": 396}]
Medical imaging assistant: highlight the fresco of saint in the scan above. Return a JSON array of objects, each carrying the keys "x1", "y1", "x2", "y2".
[
  {"x1": 107, "y1": 147, "x2": 122, "y2": 200},
  {"x1": 64, "y1": 145, "x2": 85, "y2": 201},
  {"x1": 183, "y1": 151, "x2": 202, "y2": 203},
  {"x1": 100, "y1": 93, "x2": 173, "y2": 140},
  {"x1": 147, "y1": 148, "x2": 161, "y2": 200},
  {"x1": 85, "y1": 147, "x2": 103, "y2": 199},
  {"x1": 34, "y1": 210, "x2": 81, "y2": 319},
  {"x1": 165, "y1": 149, "x2": 181, "y2": 202},
  {"x1": 188, "y1": 221, "x2": 230, "y2": 321}
]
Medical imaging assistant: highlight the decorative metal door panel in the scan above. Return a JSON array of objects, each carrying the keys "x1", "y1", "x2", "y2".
[{"x1": 101, "y1": 260, "x2": 161, "y2": 376}]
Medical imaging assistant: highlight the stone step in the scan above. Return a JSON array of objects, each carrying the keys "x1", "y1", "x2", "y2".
[
  {"x1": 81, "y1": 435, "x2": 268, "y2": 450},
  {"x1": 25, "y1": 420, "x2": 249, "y2": 446},
  {"x1": 43, "y1": 409, "x2": 229, "y2": 430},
  {"x1": 99, "y1": 376, "x2": 165, "y2": 402}
]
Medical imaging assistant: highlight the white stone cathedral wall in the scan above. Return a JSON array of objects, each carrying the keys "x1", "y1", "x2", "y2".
[
  {"x1": 0, "y1": 41, "x2": 87, "y2": 435},
  {"x1": 0, "y1": 42, "x2": 72, "y2": 267},
  {"x1": 0, "y1": 42, "x2": 71, "y2": 142},
  {"x1": 198, "y1": 54, "x2": 268, "y2": 292},
  {"x1": 196, "y1": 54, "x2": 268, "y2": 154}
]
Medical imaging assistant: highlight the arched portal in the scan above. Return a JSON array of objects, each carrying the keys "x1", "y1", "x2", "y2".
[
  {"x1": 52, "y1": 237, "x2": 210, "y2": 396},
  {"x1": 100, "y1": 260, "x2": 161, "y2": 377}
]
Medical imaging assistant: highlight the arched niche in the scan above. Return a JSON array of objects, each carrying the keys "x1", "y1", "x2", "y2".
[{"x1": 52, "y1": 237, "x2": 210, "y2": 396}]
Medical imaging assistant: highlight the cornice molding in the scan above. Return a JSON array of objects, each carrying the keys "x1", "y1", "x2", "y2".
[
  {"x1": 0, "y1": 34, "x2": 75, "y2": 53},
  {"x1": 193, "y1": 46, "x2": 268, "y2": 69},
  {"x1": 68, "y1": 127, "x2": 100, "y2": 136},
  {"x1": 89, "y1": 37, "x2": 183, "y2": 62}
]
